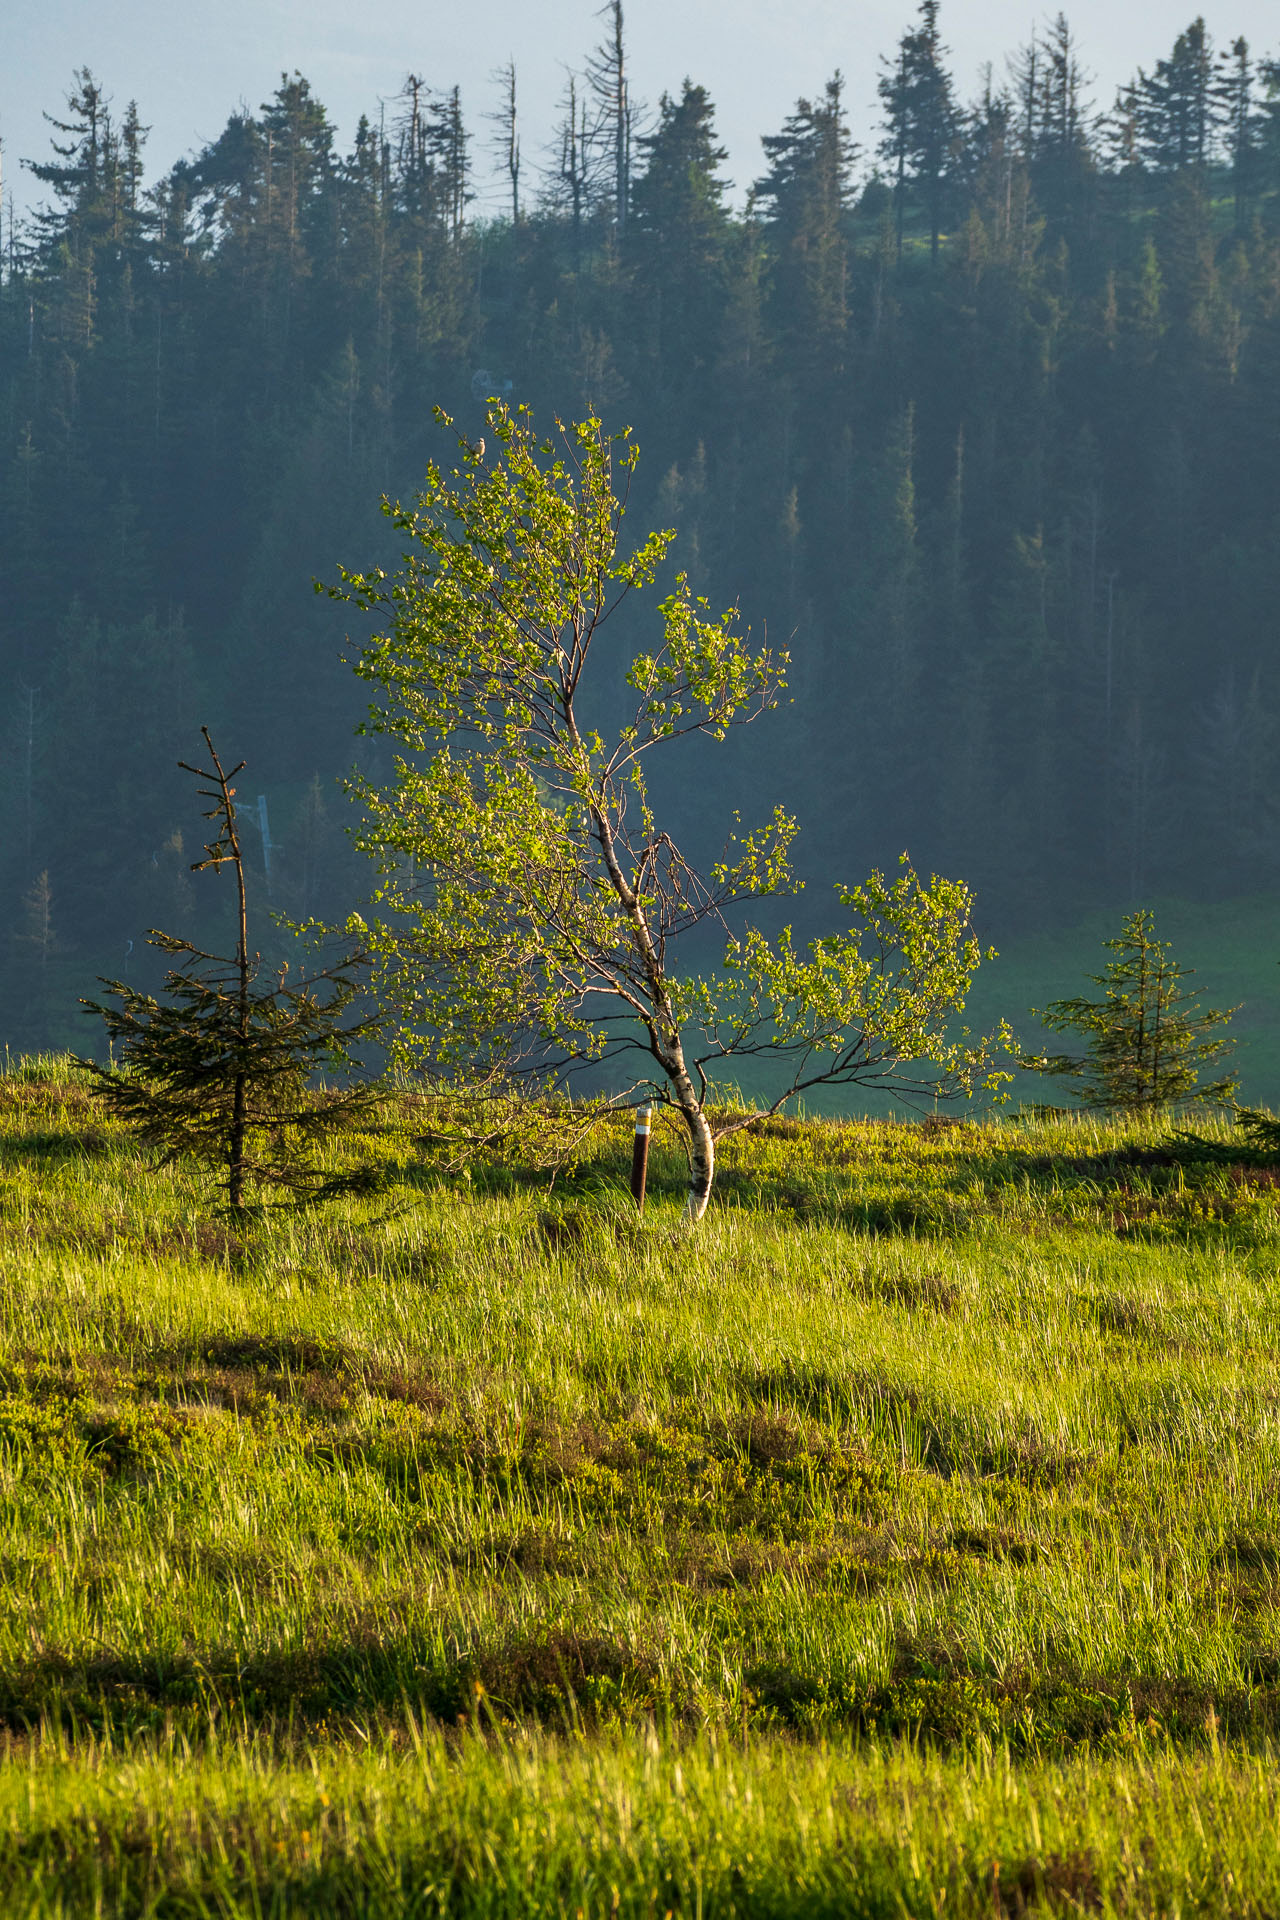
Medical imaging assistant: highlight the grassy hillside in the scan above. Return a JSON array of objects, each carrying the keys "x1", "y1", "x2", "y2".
[{"x1": 5, "y1": 1059, "x2": 1280, "y2": 1913}]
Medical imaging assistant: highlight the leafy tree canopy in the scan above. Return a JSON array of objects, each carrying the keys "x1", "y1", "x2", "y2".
[{"x1": 324, "y1": 405, "x2": 1011, "y2": 1218}]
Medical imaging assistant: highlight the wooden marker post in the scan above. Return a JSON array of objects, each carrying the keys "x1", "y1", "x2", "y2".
[{"x1": 630, "y1": 1104, "x2": 652, "y2": 1212}]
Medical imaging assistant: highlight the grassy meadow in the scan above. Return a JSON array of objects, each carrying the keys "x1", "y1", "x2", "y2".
[{"x1": 5, "y1": 1056, "x2": 1280, "y2": 1912}]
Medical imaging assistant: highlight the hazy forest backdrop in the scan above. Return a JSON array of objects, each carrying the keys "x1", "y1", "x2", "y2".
[{"x1": 3, "y1": 4, "x2": 1280, "y2": 1080}]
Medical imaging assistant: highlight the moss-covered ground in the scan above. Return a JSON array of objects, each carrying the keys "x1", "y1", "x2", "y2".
[{"x1": 4, "y1": 1058, "x2": 1280, "y2": 1913}]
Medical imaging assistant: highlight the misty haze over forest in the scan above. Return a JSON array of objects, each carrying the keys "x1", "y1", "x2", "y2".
[{"x1": 2, "y1": 3, "x2": 1280, "y2": 1066}]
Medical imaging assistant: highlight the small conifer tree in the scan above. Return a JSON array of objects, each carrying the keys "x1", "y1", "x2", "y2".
[
  {"x1": 1024, "y1": 908, "x2": 1238, "y2": 1111},
  {"x1": 81, "y1": 732, "x2": 376, "y2": 1211}
]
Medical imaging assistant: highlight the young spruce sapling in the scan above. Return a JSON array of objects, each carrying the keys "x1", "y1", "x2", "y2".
[{"x1": 81, "y1": 731, "x2": 377, "y2": 1212}]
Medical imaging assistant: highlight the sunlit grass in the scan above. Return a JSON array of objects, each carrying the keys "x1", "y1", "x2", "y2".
[
  {"x1": 6, "y1": 1728, "x2": 1280, "y2": 1917},
  {"x1": 3, "y1": 1057, "x2": 1280, "y2": 1910}
]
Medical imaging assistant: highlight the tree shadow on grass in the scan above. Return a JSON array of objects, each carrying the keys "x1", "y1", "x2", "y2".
[
  {"x1": 738, "y1": 1362, "x2": 1091, "y2": 1484},
  {"x1": 0, "y1": 1623, "x2": 664, "y2": 1740},
  {"x1": 8, "y1": 1627, "x2": 1278, "y2": 1760},
  {"x1": 0, "y1": 1128, "x2": 114, "y2": 1165}
]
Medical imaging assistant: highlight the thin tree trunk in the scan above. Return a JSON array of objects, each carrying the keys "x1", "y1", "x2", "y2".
[
  {"x1": 203, "y1": 728, "x2": 250, "y2": 1211},
  {"x1": 229, "y1": 1071, "x2": 246, "y2": 1209},
  {"x1": 231, "y1": 795, "x2": 249, "y2": 1211},
  {"x1": 653, "y1": 1026, "x2": 714, "y2": 1219},
  {"x1": 679, "y1": 1094, "x2": 715, "y2": 1222},
  {"x1": 585, "y1": 773, "x2": 716, "y2": 1221}
]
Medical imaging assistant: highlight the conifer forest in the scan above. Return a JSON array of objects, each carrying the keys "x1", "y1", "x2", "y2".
[{"x1": 4, "y1": 5, "x2": 1280, "y2": 1056}]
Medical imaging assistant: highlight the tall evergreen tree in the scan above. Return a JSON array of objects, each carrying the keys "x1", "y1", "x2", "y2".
[
  {"x1": 878, "y1": 0, "x2": 961, "y2": 259},
  {"x1": 1259, "y1": 55, "x2": 1280, "y2": 193},
  {"x1": 629, "y1": 81, "x2": 729, "y2": 399},
  {"x1": 1213, "y1": 38, "x2": 1258, "y2": 225},
  {"x1": 1031, "y1": 14, "x2": 1098, "y2": 221},
  {"x1": 757, "y1": 75, "x2": 855, "y2": 368},
  {"x1": 1139, "y1": 19, "x2": 1218, "y2": 173}
]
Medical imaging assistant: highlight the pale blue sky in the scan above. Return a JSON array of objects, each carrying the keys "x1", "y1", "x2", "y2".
[{"x1": 6, "y1": 0, "x2": 1278, "y2": 222}]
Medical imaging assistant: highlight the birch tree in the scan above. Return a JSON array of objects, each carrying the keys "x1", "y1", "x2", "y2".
[{"x1": 324, "y1": 405, "x2": 1011, "y2": 1220}]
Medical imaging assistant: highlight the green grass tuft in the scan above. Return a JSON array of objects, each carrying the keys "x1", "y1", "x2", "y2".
[{"x1": 4, "y1": 1059, "x2": 1280, "y2": 1910}]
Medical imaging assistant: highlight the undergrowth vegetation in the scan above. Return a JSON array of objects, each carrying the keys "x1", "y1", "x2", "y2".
[{"x1": 4, "y1": 1056, "x2": 1280, "y2": 1913}]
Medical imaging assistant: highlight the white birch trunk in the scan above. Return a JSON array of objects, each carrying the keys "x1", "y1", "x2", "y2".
[
  {"x1": 657, "y1": 1042, "x2": 714, "y2": 1222},
  {"x1": 584, "y1": 788, "x2": 714, "y2": 1218},
  {"x1": 680, "y1": 1101, "x2": 715, "y2": 1223}
]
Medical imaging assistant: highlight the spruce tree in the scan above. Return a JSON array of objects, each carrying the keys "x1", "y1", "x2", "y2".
[
  {"x1": 1032, "y1": 14, "x2": 1098, "y2": 220},
  {"x1": 877, "y1": 0, "x2": 961, "y2": 259},
  {"x1": 1025, "y1": 909, "x2": 1238, "y2": 1111},
  {"x1": 757, "y1": 75, "x2": 855, "y2": 372},
  {"x1": 630, "y1": 82, "x2": 728, "y2": 264},
  {"x1": 1259, "y1": 56, "x2": 1280, "y2": 194},
  {"x1": 81, "y1": 732, "x2": 376, "y2": 1212},
  {"x1": 1139, "y1": 20, "x2": 1218, "y2": 174},
  {"x1": 1213, "y1": 38, "x2": 1258, "y2": 226},
  {"x1": 629, "y1": 81, "x2": 730, "y2": 396}
]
